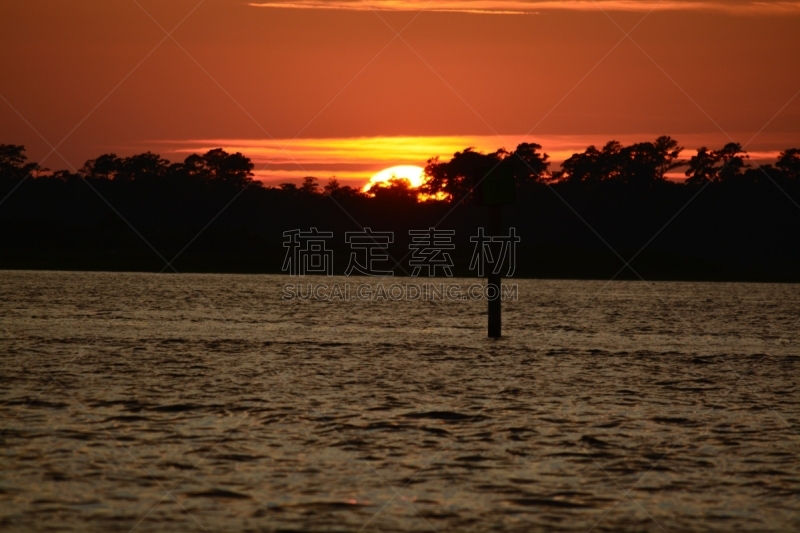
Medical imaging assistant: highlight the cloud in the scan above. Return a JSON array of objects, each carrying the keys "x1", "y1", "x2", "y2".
[
  {"x1": 153, "y1": 134, "x2": 786, "y2": 186},
  {"x1": 157, "y1": 136, "x2": 502, "y2": 184},
  {"x1": 249, "y1": 1, "x2": 800, "y2": 15},
  {"x1": 249, "y1": 1, "x2": 530, "y2": 14}
]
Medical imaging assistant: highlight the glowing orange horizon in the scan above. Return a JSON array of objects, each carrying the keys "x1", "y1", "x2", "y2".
[{"x1": 154, "y1": 135, "x2": 788, "y2": 189}]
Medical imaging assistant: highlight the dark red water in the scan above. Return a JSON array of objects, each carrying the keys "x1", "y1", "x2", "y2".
[{"x1": 1, "y1": 271, "x2": 798, "y2": 532}]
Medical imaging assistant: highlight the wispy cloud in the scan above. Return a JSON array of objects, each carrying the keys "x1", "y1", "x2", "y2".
[
  {"x1": 157, "y1": 136, "x2": 502, "y2": 185},
  {"x1": 249, "y1": 1, "x2": 800, "y2": 15},
  {"x1": 151, "y1": 134, "x2": 787, "y2": 186},
  {"x1": 250, "y1": 1, "x2": 531, "y2": 14}
]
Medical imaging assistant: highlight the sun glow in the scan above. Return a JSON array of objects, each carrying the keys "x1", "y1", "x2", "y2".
[
  {"x1": 363, "y1": 165, "x2": 427, "y2": 191},
  {"x1": 157, "y1": 134, "x2": 791, "y2": 190}
]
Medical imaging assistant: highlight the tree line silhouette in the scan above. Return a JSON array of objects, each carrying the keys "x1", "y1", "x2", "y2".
[
  {"x1": 1, "y1": 138, "x2": 799, "y2": 280},
  {"x1": 421, "y1": 136, "x2": 799, "y2": 196}
]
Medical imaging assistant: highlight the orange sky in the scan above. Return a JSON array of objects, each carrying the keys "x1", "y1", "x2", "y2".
[{"x1": 2, "y1": 0, "x2": 799, "y2": 187}]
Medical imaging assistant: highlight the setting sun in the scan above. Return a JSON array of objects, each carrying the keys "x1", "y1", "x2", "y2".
[{"x1": 363, "y1": 165, "x2": 426, "y2": 192}]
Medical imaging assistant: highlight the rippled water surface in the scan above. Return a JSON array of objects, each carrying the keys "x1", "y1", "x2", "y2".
[{"x1": 1, "y1": 271, "x2": 799, "y2": 532}]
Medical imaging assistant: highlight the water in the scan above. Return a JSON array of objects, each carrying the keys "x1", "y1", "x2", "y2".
[{"x1": 0, "y1": 270, "x2": 799, "y2": 532}]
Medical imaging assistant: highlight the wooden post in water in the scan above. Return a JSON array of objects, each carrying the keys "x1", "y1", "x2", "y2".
[
  {"x1": 477, "y1": 164, "x2": 515, "y2": 338},
  {"x1": 487, "y1": 204, "x2": 502, "y2": 338}
]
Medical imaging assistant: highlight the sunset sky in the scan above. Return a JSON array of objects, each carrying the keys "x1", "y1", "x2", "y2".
[{"x1": 2, "y1": 0, "x2": 799, "y2": 187}]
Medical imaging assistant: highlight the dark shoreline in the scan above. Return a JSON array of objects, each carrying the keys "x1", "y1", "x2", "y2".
[{"x1": 3, "y1": 143, "x2": 799, "y2": 285}]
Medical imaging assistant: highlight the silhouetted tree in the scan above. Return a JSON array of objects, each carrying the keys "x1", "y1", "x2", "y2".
[
  {"x1": 741, "y1": 164, "x2": 775, "y2": 185},
  {"x1": 716, "y1": 143, "x2": 749, "y2": 182},
  {"x1": 423, "y1": 147, "x2": 504, "y2": 201},
  {"x1": 81, "y1": 154, "x2": 121, "y2": 180},
  {"x1": 114, "y1": 152, "x2": 171, "y2": 183},
  {"x1": 653, "y1": 136, "x2": 684, "y2": 180},
  {"x1": 557, "y1": 141, "x2": 622, "y2": 183},
  {"x1": 323, "y1": 177, "x2": 340, "y2": 195},
  {"x1": 182, "y1": 149, "x2": 254, "y2": 188},
  {"x1": 685, "y1": 147, "x2": 717, "y2": 185},
  {"x1": 776, "y1": 148, "x2": 800, "y2": 181},
  {"x1": 507, "y1": 143, "x2": 550, "y2": 186},
  {"x1": 685, "y1": 143, "x2": 749, "y2": 185},
  {"x1": 51, "y1": 169, "x2": 82, "y2": 183},
  {"x1": 424, "y1": 143, "x2": 550, "y2": 201},
  {"x1": 300, "y1": 176, "x2": 320, "y2": 195},
  {"x1": 0, "y1": 144, "x2": 41, "y2": 181},
  {"x1": 367, "y1": 177, "x2": 418, "y2": 203},
  {"x1": 617, "y1": 136, "x2": 683, "y2": 185},
  {"x1": 557, "y1": 137, "x2": 682, "y2": 185},
  {"x1": 322, "y1": 177, "x2": 365, "y2": 200}
]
